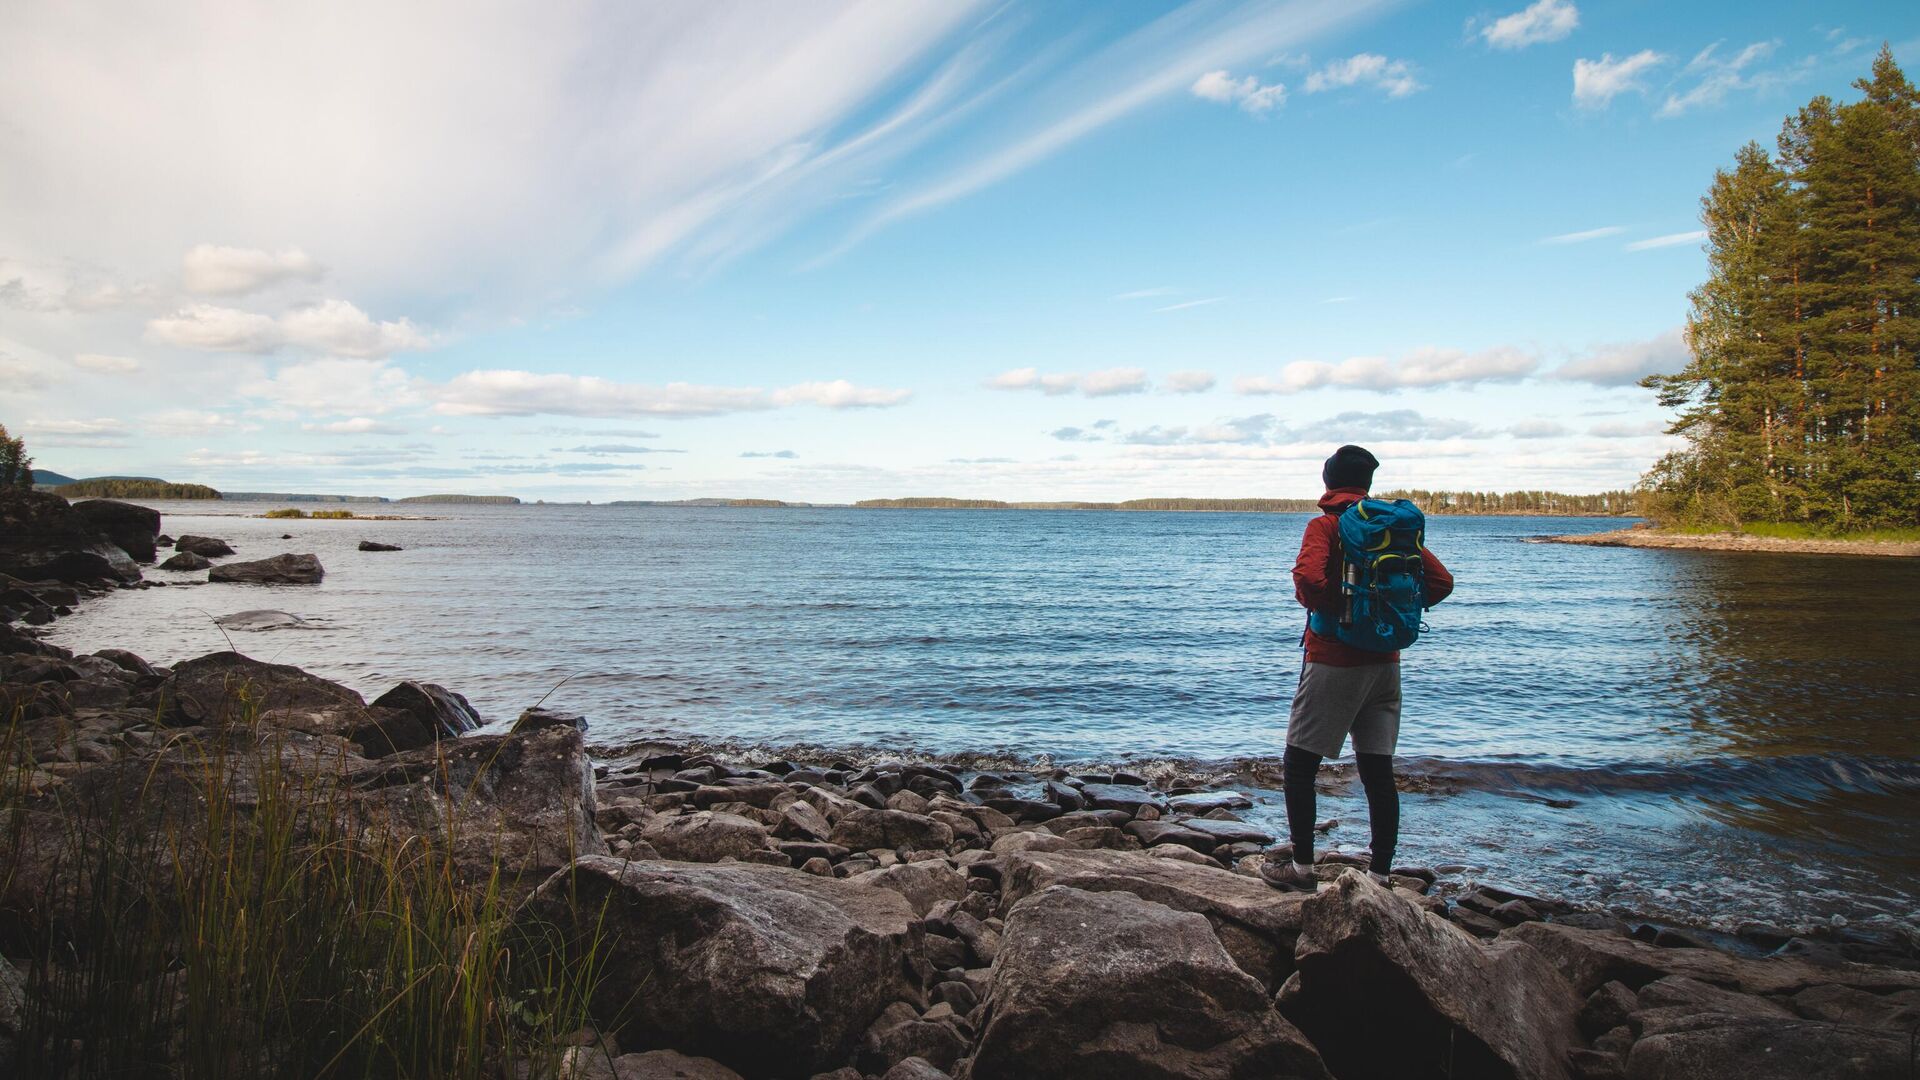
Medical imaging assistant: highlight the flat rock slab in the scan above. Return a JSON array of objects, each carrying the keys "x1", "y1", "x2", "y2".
[
  {"x1": 1078, "y1": 783, "x2": 1167, "y2": 815},
  {"x1": 1290, "y1": 870, "x2": 1581, "y2": 1080},
  {"x1": 522, "y1": 857, "x2": 922, "y2": 1078},
  {"x1": 998, "y1": 848, "x2": 1310, "y2": 988},
  {"x1": 210, "y1": 553, "x2": 324, "y2": 584},
  {"x1": 963, "y1": 884, "x2": 1328, "y2": 1080}
]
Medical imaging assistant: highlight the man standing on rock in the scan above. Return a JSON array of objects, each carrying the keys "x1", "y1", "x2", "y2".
[{"x1": 1262, "y1": 445, "x2": 1453, "y2": 891}]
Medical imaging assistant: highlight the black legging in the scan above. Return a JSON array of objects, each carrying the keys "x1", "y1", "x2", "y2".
[{"x1": 1283, "y1": 744, "x2": 1398, "y2": 875}]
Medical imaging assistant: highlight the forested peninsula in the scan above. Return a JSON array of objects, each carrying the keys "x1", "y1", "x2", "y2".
[{"x1": 1637, "y1": 48, "x2": 1920, "y2": 538}]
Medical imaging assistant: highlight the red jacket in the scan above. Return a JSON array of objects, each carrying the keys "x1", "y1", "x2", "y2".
[{"x1": 1293, "y1": 488, "x2": 1454, "y2": 667}]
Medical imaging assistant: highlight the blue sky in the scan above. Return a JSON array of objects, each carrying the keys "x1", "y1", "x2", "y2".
[{"x1": 4, "y1": 0, "x2": 1916, "y2": 501}]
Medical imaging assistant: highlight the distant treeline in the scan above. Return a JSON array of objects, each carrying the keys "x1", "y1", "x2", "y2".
[
  {"x1": 57, "y1": 478, "x2": 222, "y2": 500},
  {"x1": 857, "y1": 493, "x2": 1636, "y2": 515},
  {"x1": 393, "y1": 494, "x2": 521, "y2": 505},
  {"x1": 224, "y1": 492, "x2": 389, "y2": 503},
  {"x1": 1377, "y1": 490, "x2": 1639, "y2": 516}
]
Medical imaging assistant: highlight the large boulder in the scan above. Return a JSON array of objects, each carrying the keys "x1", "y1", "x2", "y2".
[
  {"x1": 1288, "y1": 871, "x2": 1581, "y2": 1080},
  {"x1": 352, "y1": 724, "x2": 605, "y2": 885},
  {"x1": 1624, "y1": 1014, "x2": 1911, "y2": 1079},
  {"x1": 520, "y1": 857, "x2": 924, "y2": 1078},
  {"x1": 997, "y1": 848, "x2": 1311, "y2": 988},
  {"x1": 1504, "y1": 921, "x2": 1920, "y2": 998},
  {"x1": 829, "y1": 808, "x2": 954, "y2": 853},
  {"x1": 159, "y1": 551, "x2": 211, "y2": 571},
  {"x1": 641, "y1": 811, "x2": 771, "y2": 863},
  {"x1": 963, "y1": 885, "x2": 1328, "y2": 1080},
  {"x1": 209, "y1": 552, "x2": 324, "y2": 584},
  {"x1": 158, "y1": 651, "x2": 364, "y2": 726},
  {"x1": 849, "y1": 860, "x2": 969, "y2": 917},
  {"x1": 370, "y1": 680, "x2": 483, "y2": 740},
  {"x1": 71, "y1": 499, "x2": 161, "y2": 562},
  {"x1": 0, "y1": 488, "x2": 141, "y2": 582}
]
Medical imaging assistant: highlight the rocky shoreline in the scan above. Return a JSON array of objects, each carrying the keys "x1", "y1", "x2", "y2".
[
  {"x1": 1546, "y1": 526, "x2": 1920, "y2": 558},
  {"x1": 5, "y1": 489, "x2": 1920, "y2": 1079}
]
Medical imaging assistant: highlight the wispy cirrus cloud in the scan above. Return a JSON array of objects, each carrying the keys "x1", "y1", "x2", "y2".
[
  {"x1": 432, "y1": 371, "x2": 910, "y2": 418},
  {"x1": 1542, "y1": 226, "x2": 1624, "y2": 245},
  {"x1": 1625, "y1": 230, "x2": 1706, "y2": 251}
]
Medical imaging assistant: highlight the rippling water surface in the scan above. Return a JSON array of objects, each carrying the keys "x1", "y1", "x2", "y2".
[{"x1": 46, "y1": 502, "x2": 1920, "y2": 933}]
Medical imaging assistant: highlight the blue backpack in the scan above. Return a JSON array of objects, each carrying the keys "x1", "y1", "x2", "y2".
[{"x1": 1306, "y1": 498, "x2": 1431, "y2": 652}]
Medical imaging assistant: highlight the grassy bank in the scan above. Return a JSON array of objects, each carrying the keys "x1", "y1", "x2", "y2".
[
  {"x1": 1, "y1": 695, "x2": 615, "y2": 1079},
  {"x1": 1660, "y1": 521, "x2": 1920, "y2": 543}
]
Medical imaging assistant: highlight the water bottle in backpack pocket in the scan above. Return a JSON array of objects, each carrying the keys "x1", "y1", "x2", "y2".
[{"x1": 1307, "y1": 498, "x2": 1431, "y2": 652}]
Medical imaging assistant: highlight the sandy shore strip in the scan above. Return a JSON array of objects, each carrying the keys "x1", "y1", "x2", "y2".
[{"x1": 1546, "y1": 528, "x2": 1920, "y2": 558}]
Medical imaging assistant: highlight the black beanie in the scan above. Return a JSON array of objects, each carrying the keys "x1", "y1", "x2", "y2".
[{"x1": 1322, "y1": 444, "x2": 1379, "y2": 491}]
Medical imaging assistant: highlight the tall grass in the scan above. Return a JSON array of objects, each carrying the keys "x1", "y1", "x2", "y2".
[{"x1": 1, "y1": 686, "x2": 616, "y2": 1079}]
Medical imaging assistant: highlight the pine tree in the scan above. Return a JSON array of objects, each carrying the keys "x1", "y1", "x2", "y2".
[{"x1": 1643, "y1": 47, "x2": 1920, "y2": 530}]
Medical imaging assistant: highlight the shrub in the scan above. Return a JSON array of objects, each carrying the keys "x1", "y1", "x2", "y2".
[{"x1": 263, "y1": 508, "x2": 307, "y2": 519}]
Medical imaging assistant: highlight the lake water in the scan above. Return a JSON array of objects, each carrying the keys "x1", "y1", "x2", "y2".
[{"x1": 44, "y1": 502, "x2": 1920, "y2": 937}]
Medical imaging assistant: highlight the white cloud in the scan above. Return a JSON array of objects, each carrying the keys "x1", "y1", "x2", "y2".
[
  {"x1": 1573, "y1": 50, "x2": 1666, "y2": 109},
  {"x1": 1303, "y1": 54, "x2": 1423, "y2": 98},
  {"x1": 1237, "y1": 345, "x2": 1538, "y2": 395},
  {"x1": 741, "y1": 450, "x2": 798, "y2": 459},
  {"x1": 181, "y1": 244, "x2": 323, "y2": 295},
  {"x1": 432, "y1": 370, "x2": 906, "y2": 418},
  {"x1": 1079, "y1": 368, "x2": 1150, "y2": 397},
  {"x1": 145, "y1": 303, "x2": 282, "y2": 352},
  {"x1": 22, "y1": 417, "x2": 127, "y2": 436},
  {"x1": 1542, "y1": 226, "x2": 1624, "y2": 245},
  {"x1": 1480, "y1": 0, "x2": 1579, "y2": 50},
  {"x1": 73, "y1": 352, "x2": 140, "y2": 373},
  {"x1": 1164, "y1": 370, "x2": 1216, "y2": 394},
  {"x1": 770, "y1": 379, "x2": 912, "y2": 409},
  {"x1": 246, "y1": 358, "x2": 420, "y2": 415},
  {"x1": 989, "y1": 366, "x2": 1148, "y2": 398},
  {"x1": 1190, "y1": 70, "x2": 1287, "y2": 114},
  {"x1": 146, "y1": 409, "x2": 240, "y2": 436},
  {"x1": 279, "y1": 299, "x2": 430, "y2": 358},
  {"x1": 303, "y1": 417, "x2": 408, "y2": 435},
  {"x1": 1625, "y1": 230, "x2": 1706, "y2": 251},
  {"x1": 144, "y1": 298, "x2": 428, "y2": 357},
  {"x1": 1659, "y1": 41, "x2": 1784, "y2": 117},
  {"x1": 1555, "y1": 327, "x2": 1687, "y2": 386}
]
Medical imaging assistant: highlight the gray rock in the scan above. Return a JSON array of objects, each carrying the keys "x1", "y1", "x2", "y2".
[
  {"x1": 1123, "y1": 819, "x2": 1215, "y2": 852},
  {"x1": 159, "y1": 551, "x2": 212, "y2": 571},
  {"x1": 1289, "y1": 870, "x2": 1581, "y2": 1080},
  {"x1": 1789, "y1": 983, "x2": 1920, "y2": 1030},
  {"x1": 642, "y1": 811, "x2": 770, "y2": 863},
  {"x1": 173, "y1": 534, "x2": 235, "y2": 557},
  {"x1": 998, "y1": 847, "x2": 1310, "y2": 989},
  {"x1": 521, "y1": 857, "x2": 923, "y2": 1078},
  {"x1": 830, "y1": 807, "x2": 954, "y2": 853},
  {"x1": 609, "y1": 1049, "x2": 746, "y2": 1079},
  {"x1": 1167, "y1": 789, "x2": 1254, "y2": 813},
  {"x1": 881, "y1": 1058, "x2": 952, "y2": 1080},
  {"x1": 1077, "y1": 783, "x2": 1166, "y2": 815},
  {"x1": 209, "y1": 552, "x2": 324, "y2": 584},
  {"x1": 158, "y1": 650, "x2": 364, "y2": 726},
  {"x1": 989, "y1": 830, "x2": 1073, "y2": 854},
  {"x1": 512, "y1": 706, "x2": 588, "y2": 734},
  {"x1": 851, "y1": 860, "x2": 969, "y2": 917},
  {"x1": 963, "y1": 885, "x2": 1328, "y2": 1080},
  {"x1": 357, "y1": 540, "x2": 403, "y2": 552},
  {"x1": 1174, "y1": 817, "x2": 1275, "y2": 846},
  {"x1": 370, "y1": 679, "x2": 483, "y2": 741}
]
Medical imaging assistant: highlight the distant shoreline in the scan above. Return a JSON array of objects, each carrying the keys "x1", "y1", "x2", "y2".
[{"x1": 1546, "y1": 527, "x2": 1920, "y2": 558}]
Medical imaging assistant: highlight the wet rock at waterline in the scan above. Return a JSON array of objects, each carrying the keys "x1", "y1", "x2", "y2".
[
  {"x1": 358, "y1": 540, "x2": 403, "y2": 551},
  {"x1": 159, "y1": 551, "x2": 212, "y2": 571},
  {"x1": 172, "y1": 534, "x2": 235, "y2": 558},
  {"x1": 209, "y1": 553, "x2": 324, "y2": 584}
]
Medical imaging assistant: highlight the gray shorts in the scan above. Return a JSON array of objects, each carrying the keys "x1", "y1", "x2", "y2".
[{"x1": 1286, "y1": 661, "x2": 1402, "y2": 758}]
